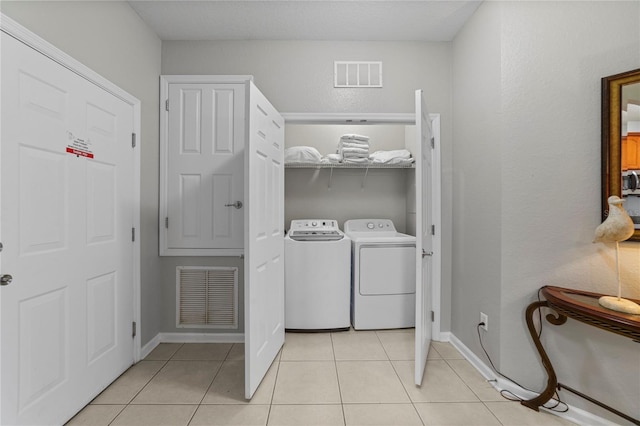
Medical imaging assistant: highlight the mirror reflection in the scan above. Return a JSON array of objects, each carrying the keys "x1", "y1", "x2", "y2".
[
  {"x1": 602, "y1": 68, "x2": 640, "y2": 241},
  {"x1": 620, "y1": 81, "x2": 640, "y2": 229}
]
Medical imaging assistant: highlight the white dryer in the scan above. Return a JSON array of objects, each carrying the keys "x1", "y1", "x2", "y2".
[
  {"x1": 284, "y1": 220, "x2": 351, "y2": 331},
  {"x1": 344, "y1": 219, "x2": 416, "y2": 330}
]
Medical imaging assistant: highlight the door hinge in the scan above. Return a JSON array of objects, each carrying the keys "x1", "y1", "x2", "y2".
[
  {"x1": 431, "y1": 310, "x2": 435, "y2": 321},
  {"x1": 132, "y1": 228, "x2": 135, "y2": 242},
  {"x1": 165, "y1": 217, "x2": 169, "y2": 228},
  {"x1": 132, "y1": 321, "x2": 137, "y2": 338},
  {"x1": 431, "y1": 224, "x2": 436, "y2": 235},
  {"x1": 165, "y1": 99, "x2": 169, "y2": 111},
  {"x1": 430, "y1": 137, "x2": 435, "y2": 149},
  {"x1": 132, "y1": 133, "x2": 137, "y2": 148}
]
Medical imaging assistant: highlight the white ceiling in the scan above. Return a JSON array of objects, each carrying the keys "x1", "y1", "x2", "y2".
[{"x1": 127, "y1": 1, "x2": 482, "y2": 42}]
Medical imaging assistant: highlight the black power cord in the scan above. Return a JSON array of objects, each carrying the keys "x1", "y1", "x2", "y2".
[{"x1": 475, "y1": 290, "x2": 569, "y2": 413}]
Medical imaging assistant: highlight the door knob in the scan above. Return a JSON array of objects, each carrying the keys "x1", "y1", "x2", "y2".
[
  {"x1": 225, "y1": 201, "x2": 243, "y2": 209},
  {"x1": 1, "y1": 274, "x2": 13, "y2": 286}
]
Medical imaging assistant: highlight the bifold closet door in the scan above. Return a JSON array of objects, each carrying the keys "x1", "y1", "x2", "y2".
[
  {"x1": 1, "y1": 32, "x2": 136, "y2": 425},
  {"x1": 414, "y1": 89, "x2": 434, "y2": 386},
  {"x1": 244, "y1": 82, "x2": 285, "y2": 399}
]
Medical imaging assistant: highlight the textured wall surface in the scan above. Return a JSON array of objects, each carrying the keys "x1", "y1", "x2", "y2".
[
  {"x1": 451, "y1": 0, "x2": 503, "y2": 368},
  {"x1": 453, "y1": 1, "x2": 640, "y2": 423}
]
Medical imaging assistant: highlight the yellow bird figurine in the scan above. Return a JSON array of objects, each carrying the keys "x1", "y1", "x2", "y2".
[{"x1": 593, "y1": 196, "x2": 634, "y2": 243}]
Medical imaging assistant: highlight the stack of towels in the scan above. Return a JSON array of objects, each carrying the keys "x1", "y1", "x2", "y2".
[{"x1": 338, "y1": 134, "x2": 370, "y2": 164}]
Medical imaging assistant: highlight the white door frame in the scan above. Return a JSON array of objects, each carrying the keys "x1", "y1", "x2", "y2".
[
  {"x1": 281, "y1": 112, "x2": 442, "y2": 341},
  {"x1": 0, "y1": 13, "x2": 142, "y2": 363}
]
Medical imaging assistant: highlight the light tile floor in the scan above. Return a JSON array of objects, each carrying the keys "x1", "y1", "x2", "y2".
[{"x1": 67, "y1": 329, "x2": 577, "y2": 426}]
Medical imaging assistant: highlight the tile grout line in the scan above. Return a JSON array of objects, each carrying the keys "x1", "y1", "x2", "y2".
[
  {"x1": 330, "y1": 330, "x2": 347, "y2": 426},
  {"x1": 107, "y1": 343, "x2": 183, "y2": 425},
  {"x1": 442, "y1": 357, "x2": 484, "y2": 403},
  {"x1": 375, "y1": 329, "x2": 426, "y2": 426},
  {"x1": 265, "y1": 345, "x2": 283, "y2": 426},
  {"x1": 186, "y1": 343, "x2": 235, "y2": 425},
  {"x1": 386, "y1": 354, "x2": 426, "y2": 426}
]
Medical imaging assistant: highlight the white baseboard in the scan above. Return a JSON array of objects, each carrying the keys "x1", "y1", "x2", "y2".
[
  {"x1": 140, "y1": 334, "x2": 162, "y2": 360},
  {"x1": 139, "y1": 332, "x2": 244, "y2": 360},
  {"x1": 159, "y1": 332, "x2": 244, "y2": 344},
  {"x1": 434, "y1": 330, "x2": 451, "y2": 343},
  {"x1": 448, "y1": 333, "x2": 622, "y2": 426}
]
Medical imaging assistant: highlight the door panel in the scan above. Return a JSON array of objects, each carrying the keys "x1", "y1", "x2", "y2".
[
  {"x1": 414, "y1": 89, "x2": 434, "y2": 386},
  {"x1": 245, "y1": 82, "x2": 285, "y2": 399},
  {"x1": 1, "y1": 33, "x2": 135, "y2": 425},
  {"x1": 19, "y1": 146, "x2": 68, "y2": 254},
  {"x1": 165, "y1": 83, "x2": 245, "y2": 252}
]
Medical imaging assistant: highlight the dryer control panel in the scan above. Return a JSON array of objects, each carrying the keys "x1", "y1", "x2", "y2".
[{"x1": 344, "y1": 219, "x2": 397, "y2": 234}]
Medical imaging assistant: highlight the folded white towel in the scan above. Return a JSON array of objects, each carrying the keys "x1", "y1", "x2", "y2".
[
  {"x1": 341, "y1": 134, "x2": 370, "y2": 142},
  {"x1": 369, "y1": 149, "x2": 414, "y2": 164},
  {"x1": 324, "y1": 153, "x2": 342, "y2": 163},
  {"x1": 343, "y1": 157, "x2": 370, "y2": 164},
  {"x1": 339, "y1": 138, "x2": 369, "y2": 146},
  {"x1": 341, "y1": 147, "x2": 369, "y2": 155},
  {"x1": 285, "y1": 146, "x2": 323, "y2": 163},
  {"x1": 340, "y1": 144, "x2": 369, "y2": 152},
  {"x1": 342, "y1": 154, "x2": 369, "y2": 160},
  {"x1": 340, "y1": 138, "x2": 369, "y2": 145}
]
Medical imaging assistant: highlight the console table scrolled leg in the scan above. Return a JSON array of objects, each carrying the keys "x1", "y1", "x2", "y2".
[{"x1": 521, "y1": 300, "x2": 561, "y2": 411}]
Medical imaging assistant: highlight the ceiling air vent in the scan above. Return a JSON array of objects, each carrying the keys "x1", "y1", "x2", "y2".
[{"x1": 334, "y1": 61, "x2": 383, "y2": 88}]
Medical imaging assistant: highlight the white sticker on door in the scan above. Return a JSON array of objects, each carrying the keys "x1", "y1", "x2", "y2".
[{"x1": 66, "y1": 131, "x2": 94, "y2": 158}]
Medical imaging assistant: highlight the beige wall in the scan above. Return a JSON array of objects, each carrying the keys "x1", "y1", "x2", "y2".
[
  {"x1": 451, "y1": 0, "x2": 503, "y2": 368},
  {"x1": 453, "y1": 1, "x2": 640, "y2": 422},
  {"x1": 1, "y1": 1, "x2": 164, "y2": 345}
]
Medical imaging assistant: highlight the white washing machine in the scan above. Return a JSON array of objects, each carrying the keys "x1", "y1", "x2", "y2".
[
  {"x1": 284, "y1": 219, "x2": 351, "y2": 331},
  {"x1": 344, "y1": 219, "x2": 416, "y2": 330}
]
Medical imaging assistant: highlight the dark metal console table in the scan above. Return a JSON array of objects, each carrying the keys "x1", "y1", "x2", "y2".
[{"x1": 523, "y1": 285, "x2": 640, "y2": 425}]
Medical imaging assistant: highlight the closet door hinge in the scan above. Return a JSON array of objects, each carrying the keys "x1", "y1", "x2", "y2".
[
  {"x1": 431, "y1": 311, "x2": 435, "y2": 321},
  {"x1": 430, "y1": 137, "x2": 435, "y2": 149},
  {"x1": 132, "y1": 133, "x2": 137, "y2": 148},
  {"x1": 165, "y1": 217, "x2": 169, "y2": 228},
  {"x1": 431, "y1": 224, "x2": 436, "y2": 235},
  {"x1": 132, "y1": 228, "x2": 135, "y2": 242},
  {"x1": 165, "y1": 99, "x2": 169, "y2": 111},
  {"x1": 132, "y1": 321, "x2": 137, "y2": 338}
]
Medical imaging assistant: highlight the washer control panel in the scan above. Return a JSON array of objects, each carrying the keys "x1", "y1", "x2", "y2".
[
  {"x1": 344, "y1": 219, "x2": 397, "y2": 234},
  {"x1": 288, "y1": 220, "x2": 343, "y2": 241},
  {"x1": 289, "y1": 219, "x2": 340, "y2": 232}
]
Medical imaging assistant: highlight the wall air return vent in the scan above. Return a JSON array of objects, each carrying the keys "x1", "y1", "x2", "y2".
[
  {"x1": 176, "y1": 266, "x2": 238, "y2": 328},
  {"x1": 334, "y1": 61, "x2": 383, "y2": 88}
]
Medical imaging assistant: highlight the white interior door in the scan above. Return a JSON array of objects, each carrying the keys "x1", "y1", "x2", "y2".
[
  {"x1": 244, "y1": 82, "x2": 285, "y2": 399},
  {"x1": 414, "y1": 89, "x2": 434, "y2": 385},
  {"x1": 163, "y1": 80, "x2": 245, "y2": 255},
  {"x1": 1, "y1": 32, "x2": 135, "y2": 425}
]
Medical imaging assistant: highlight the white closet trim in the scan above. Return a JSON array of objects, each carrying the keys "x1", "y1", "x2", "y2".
[{"x1": 282, "y1": 112, "x2": 415, "y2": 124}]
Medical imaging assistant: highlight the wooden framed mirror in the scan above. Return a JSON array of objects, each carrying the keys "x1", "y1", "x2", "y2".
[{"x1": 602, "y1": 68, "x2": 640, "y2": 241}]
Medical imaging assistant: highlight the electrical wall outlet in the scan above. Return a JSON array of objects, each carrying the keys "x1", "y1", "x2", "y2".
[{"x1": 480, "y1": 312, "x2": 488, "y2": 331}]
